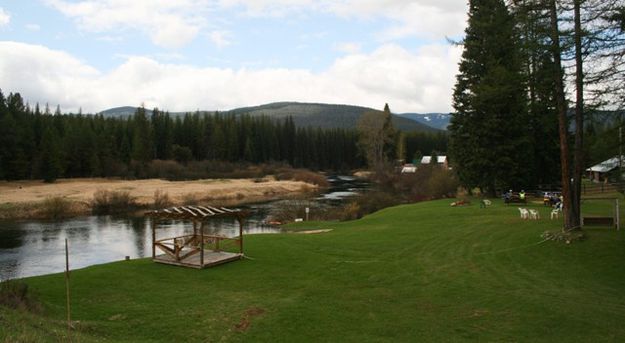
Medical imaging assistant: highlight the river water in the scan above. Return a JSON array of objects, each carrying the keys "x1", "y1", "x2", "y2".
[{"x1": 0, "y1": 176, "x2": 368, "y2": 279}]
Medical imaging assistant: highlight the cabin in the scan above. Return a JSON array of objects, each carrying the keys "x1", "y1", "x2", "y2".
[
  {"x1": 145, "y1": 205, "x2": 250, "y2": 269},
  {"x1": 586, "y1": 156, "x2": 625, "y2": 182},
  {"x1": 401, "y1": 163, "x2": 417, "y2": 173},
  {"x1": 420, "y1": 155, "x2": 449, "y2": 169}
]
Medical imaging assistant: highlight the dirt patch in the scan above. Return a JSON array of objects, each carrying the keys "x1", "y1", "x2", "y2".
[
  {"x1": 234, "y1": 307, "x2": 266, "y2": 332},
  {"x1": 292, "y1": 229, "x2": 333, "y2": 234}
]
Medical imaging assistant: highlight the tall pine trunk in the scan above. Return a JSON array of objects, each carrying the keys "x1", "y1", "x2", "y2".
[
  {"x1": 548, "y1": 0, "x2": 574, "y2": 230},
  {"x1": 571, "y1": 0, "x2": 584, "y2": 229}
]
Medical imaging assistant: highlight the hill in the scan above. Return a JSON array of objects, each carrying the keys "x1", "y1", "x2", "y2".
[
  {"x1": 398, "y1": 112, "x2": 451, "y2": 130},
  {"x1": 226, "y1": 102, "x2": 439, "y2": 132},
  {"x1": 97, "y1": 102, "x2": 440, "y2": 132},
  {"x1": 97, "y1": 106, "x2": 146, "y2": 118},
  {"x1": 4, "y1": 198, "x2": 625, "y2": 341}
]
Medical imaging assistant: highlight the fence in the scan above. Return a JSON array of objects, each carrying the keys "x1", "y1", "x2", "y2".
[{"x1": 582, "y1": 182, "x2": 622, "y2": 195}]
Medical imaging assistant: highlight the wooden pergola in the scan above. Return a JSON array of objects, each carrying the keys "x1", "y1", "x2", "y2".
[{"x1": 145, "y1": 205, "x2": 250, "y2": 269}]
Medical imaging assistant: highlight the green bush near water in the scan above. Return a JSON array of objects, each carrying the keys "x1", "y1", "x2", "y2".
[{"x1": 2, "y1": 198, "x2": 625, "y2": 342}]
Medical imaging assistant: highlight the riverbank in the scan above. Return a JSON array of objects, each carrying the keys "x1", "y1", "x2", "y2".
[
  {"x1": 3, "y1": 199, "x2": 625, "y2": 341},
  {"x1": 0, "y1": 177, "x2": 317, "y2": 220}
]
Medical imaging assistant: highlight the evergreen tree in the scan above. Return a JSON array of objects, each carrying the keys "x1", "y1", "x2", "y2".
[
  {"x1": 40, "y1": 126, "x2": 63, "y2": 183},
  {"x1": 449, "y1": 0, "x2": 529, "y2": 195},
  {"x1": 131, "y1": 106, "x2": 152, "y2": 163}
]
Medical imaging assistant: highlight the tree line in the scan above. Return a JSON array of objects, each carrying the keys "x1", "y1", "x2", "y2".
[
  {"x1": 0, "y1": 90, "x2": 448, "y2": 182},
  {"x1": 449, "y1": 0, "x2": 625, "y2": 230}
]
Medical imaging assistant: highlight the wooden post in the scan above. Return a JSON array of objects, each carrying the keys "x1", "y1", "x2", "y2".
[
  {"x1": 616, "y1": 198, "x2": 620, "y2": 231},
  {"x1": 151, "y1": 219, "x2": 156, "y2": 259},
  {"x1": 238, "y1": 217, "x2": 244, "y2": 254},
  {"x1": 200, "y1": 222, "x2": 204, "y2": 267},
  {"x1": 65, "y1": 238, "x2": 71, "y2": 342}
]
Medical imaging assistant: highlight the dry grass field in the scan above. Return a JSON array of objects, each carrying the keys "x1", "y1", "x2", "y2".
[{"x1": 0, "y1": 177, "x2": 316, "y2": 219}]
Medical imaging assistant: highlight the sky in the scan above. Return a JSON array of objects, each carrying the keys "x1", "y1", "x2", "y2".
[{"x1": 0, "y1": 1, "x2": 468, "y2": 114}]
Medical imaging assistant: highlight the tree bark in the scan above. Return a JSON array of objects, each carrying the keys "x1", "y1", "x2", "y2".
[
  {"x1": 548, "y1": 0, "x2": 574, "y2": 230},
  {"x1": 571, "y1": 0, "x2": 584, "y2": 229}
]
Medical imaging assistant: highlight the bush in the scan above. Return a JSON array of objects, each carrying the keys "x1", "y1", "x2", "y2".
[
  {"x1": 146, "y1": 160, "x2": 186, "y2": 180},
  {"x1": 40, "y1": 196, "x2": 72, "y2": 220},
  {"x1": 0, "y1": 279, "x2": 41, "y2": 313},
  {"x1": 275, "y1": 168, "x2": 329, "y2": 187},
  {"x1": 91, "y1": 190, "x2": 137, "y2": 215},
  {"x1": 181, "y1": 193, "x2": 200, "y2": 205},
  {"x1": 153, "y1": 190, "x2": 172, "y2": 209},
  {"x1": 268, "y1": 200, "x2": 320, "y2": 223}
]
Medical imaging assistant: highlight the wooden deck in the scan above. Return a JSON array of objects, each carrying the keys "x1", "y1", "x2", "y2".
[{"x1": 153, "y1": 250, "x2": 242, "y2": 269}]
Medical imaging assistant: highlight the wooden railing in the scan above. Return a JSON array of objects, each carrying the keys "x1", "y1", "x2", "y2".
[{"x1": 154, "y1": 234, "x2": 241, "y2": 262}]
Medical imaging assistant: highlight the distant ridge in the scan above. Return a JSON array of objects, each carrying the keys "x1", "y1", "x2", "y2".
[
  {"x1": 398, "y1": 112, "x2": 451, "y2": 130},
  {"x1": 98, "y1": 101, "x2": 441, "y2": 132},
  {"x1": 97, "y1": 106, "x2": 144, "y2": 118}
]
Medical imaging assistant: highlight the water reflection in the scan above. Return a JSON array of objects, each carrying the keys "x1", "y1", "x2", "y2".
[
  {"x1": 0, "y1": 175, "x2": 369, "y2": 280},
  {"x1": 0, "y1": 214, "x2": 281, "y2": 280}
]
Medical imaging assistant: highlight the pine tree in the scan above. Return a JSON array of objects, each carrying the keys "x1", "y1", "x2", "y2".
[
  {"x1": 449, "y1": 0, "x2": 530, "y2": 195},
  {"x1": 131, "y1": 106, "x2": 152, "y2": 163},
  {"x1": 40, "y1": 126, "x2": 63, "y2": 183}
]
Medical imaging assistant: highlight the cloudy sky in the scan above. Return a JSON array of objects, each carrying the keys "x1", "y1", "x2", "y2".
[{"x1": 0, "y1": 1, "x2": 467, "y2": 114}]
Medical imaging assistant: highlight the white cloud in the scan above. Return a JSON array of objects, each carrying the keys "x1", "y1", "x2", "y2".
[
  {"x1": 0, "y1": 8, "x2": 10, "y2": 27},
  {"x1": 222, "y1": 0, "x2": 467, "y2": 39},
  {"x1": 334, "y1": 42, "x2": 361, "y2": 54},
  {"x1": 208, "y1": 30, "x2": 232, "y2": 49},
  {"x1": 219, "y1": 0, "x2": 320, "y2": 17},
  {"x1": 45, "y1": 0, "x2": 208, "y2": 49},
  {"x1": 45, "y1": 1, "x2": 468, "y2": 49},
  {"x1": 0, "y1": 41, "x2": 460, "y2": 113},
  {"x1": 25, "y1": 23, "x2": 41, "y2": 31}
]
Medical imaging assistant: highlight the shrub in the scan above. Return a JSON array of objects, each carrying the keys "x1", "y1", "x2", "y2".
[
  {"x1": 427, "y1": 169, "x2": 459, "y2": 199},
  {"x1": 181, "y1": 193, "x2": 200, "y2": 205},
  {"x1": 146, "y1": 160, "x2": 186, "y2": 180},
  {"x1": 275, "y1": 168, "x2": 329, "y2": 187},
  {"x1": 40, "y1": 196, "x2": 72, "y2": 220},
  {"x1": 0, "y1": 279, "x2": 41, "y2": 313},
  {"x1": 153, "y1": 190, "x2": 172, "y2": 209},
  {"x1": 172, "y1": 144, "x2": 193, "y2": 164},
  {"x1": 268, "y1": 200, "x2": 320, "y2": 223},
  {"x1": 91, "y1": 190, "x2": 137, "y2": 215},
  {"x1": 353, "y1": 191, "x2": 400, "y2": 218}
]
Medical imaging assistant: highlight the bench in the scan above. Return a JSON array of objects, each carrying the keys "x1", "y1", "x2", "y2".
[{"x1": 582, "y1": 216, "x2": 615, "y2": 227}]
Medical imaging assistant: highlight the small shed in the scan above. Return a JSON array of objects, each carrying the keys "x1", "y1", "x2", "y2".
[
  {"x1": 401, "y1": 163, "x2": 417, "y2": 173},
  {"x1": 420, "y1": 155, "x2": 449, "y2": 169},
  {"x1": 145, "y1": 205, "x2": 250, "y2": 269},
  {"x1": 586, "y1": 156, "x2": 624, "y2": 181}
]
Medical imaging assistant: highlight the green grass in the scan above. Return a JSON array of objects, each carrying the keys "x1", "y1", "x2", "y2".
[{"x1": 3, "y1": 199, "x2": 625, "y2": 342}]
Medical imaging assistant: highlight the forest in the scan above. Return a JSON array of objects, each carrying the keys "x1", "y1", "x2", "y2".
[{"x1": 0, "y1": 90, "x2": 447, "y2": 182}]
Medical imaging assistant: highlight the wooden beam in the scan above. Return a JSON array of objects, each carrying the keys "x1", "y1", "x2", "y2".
[
  {"x1": 238, "y1": 217, "x2": 244, "y2": 254},
  {"x1": 200, "y1": 222, "x2": 205, "y2": 266},
  {"x1": 152, "y1": 219, "x2": 156, "y2": 259}
]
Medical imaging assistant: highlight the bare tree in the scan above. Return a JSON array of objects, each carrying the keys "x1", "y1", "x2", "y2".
[{"x1": 357, "y1": 104, "x2": 396, "y2": 175}]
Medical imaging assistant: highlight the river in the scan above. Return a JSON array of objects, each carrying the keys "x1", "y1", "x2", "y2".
[{"x1": 0, "y1": 176, "x2": 368, "y2": 279}]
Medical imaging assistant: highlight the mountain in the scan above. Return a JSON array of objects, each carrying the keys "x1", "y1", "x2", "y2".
[
  {"x1": 97, "y1": 102, "x2": 440, "y2": 132},
  {"x1": 98, "y1": 106, "x2": 147, "y2": 118},
  {"x1": 397, "y1": 112, "x2": 451, "y2": 130},
  {"x1": 226, "y1": 102, "x2": 439, "y2": 132}
]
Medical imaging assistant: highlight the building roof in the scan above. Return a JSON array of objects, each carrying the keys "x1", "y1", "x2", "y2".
[
  {"x1": 586, "y1": 156, "x2": 625, "y2": 173},
  {"x1": 420, "y1": 155, "x2": 447, "y2": 164}
]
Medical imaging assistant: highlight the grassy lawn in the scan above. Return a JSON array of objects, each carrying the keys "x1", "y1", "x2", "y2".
[{"x1": 2, "y1": 198, "x2": 625, "y2": 342}]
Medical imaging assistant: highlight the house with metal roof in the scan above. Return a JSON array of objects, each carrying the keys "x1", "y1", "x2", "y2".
[
  {"x1": 586, "y1": 156, "x2": 625, "y2": 182},
  {"x1": 420, "y1": 155, "x2": 449, "y2": 169}
]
